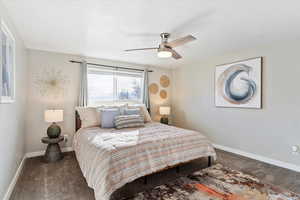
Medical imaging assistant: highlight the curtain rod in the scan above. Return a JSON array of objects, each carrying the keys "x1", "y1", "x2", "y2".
[{"x1": 69, "y1": 60, "x2": 153, "y2": 72}]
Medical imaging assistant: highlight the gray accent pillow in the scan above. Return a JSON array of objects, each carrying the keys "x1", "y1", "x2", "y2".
[
  {"x1": 101, "y1": 109, "x2": 121, "y2": 128},
  {"x1": 127, "y1": 104, "x2": 151, "y2": 122},
  {"x1": 114, "y1": 115, "x2": 145, "y2": 129},
  {"x1": 124, "y1": 108, "x2": 141, "y2": 115}
]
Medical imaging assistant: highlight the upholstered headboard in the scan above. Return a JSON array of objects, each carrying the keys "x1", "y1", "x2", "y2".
[{"x1": 75, "y1": 111, "x2": 81, "y2": 132}]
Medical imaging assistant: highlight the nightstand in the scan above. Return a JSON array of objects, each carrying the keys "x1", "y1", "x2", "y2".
[{"x1": 41, "y1": 136, "x2": 64, "y2": 162}]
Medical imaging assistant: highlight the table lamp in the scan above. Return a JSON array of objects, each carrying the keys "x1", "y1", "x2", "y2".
[
  {"x1": 44, "y1": 109, "x2": 63, "y2": 138},
  {"x1": 160, "y1": 106, "x2": 170, "y2": 124}
]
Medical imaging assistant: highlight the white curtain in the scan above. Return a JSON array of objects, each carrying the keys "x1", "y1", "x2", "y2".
[
  {"x1": 79, "y1": 61, "x2": 88, "y2": 106},
  {"x1": 142, "y1": 69, "x2": 150, "y2": 109}
]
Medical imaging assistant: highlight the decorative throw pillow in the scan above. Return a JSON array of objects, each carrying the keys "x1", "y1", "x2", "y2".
[
  {"x1": 128, "y1": 104, "x2": 152, "y2": 122},
  {"x1": 114, "y1": 115, "x2": 145, "y2": 129},
  {"x1": 98, "y1": 103, "x2": 127, "y2": 115},
  {"x1": 76, "y1": 107, "x2": 101, "y2": 128},
  {"x1": 101, "y1": 108, "x2": 121, "y2": 128},
  {"x1": 124, "y1": 108, "x2": 141, "y2": 115}
]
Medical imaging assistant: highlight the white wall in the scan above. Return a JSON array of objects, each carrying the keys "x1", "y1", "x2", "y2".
[
  {"x1": 171, "y1": 40, "x2": 300, "y2": 166},
  {"x1": 0, "y1": 1, "x2": 28, "y2": 199},
  {"x1": 26, "y1": 49, "x2": 172, "y2": 153}
]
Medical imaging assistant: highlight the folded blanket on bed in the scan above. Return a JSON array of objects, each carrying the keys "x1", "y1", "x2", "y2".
[{"x1": 92, "y1": 130, "x2": 140, "y2": 149}]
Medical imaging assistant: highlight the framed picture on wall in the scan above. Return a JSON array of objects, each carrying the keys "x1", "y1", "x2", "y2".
[
  {"x1": 1, "y1": 20, "x2": 15, "y2": 103},
  {"x1": 215, "y1": 57, "x2": 262, "y2": 108}
]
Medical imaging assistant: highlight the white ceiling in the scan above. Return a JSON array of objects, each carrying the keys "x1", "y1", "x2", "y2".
[{"x1": 3, "y1": 0, "x2": 300, "y2": 68}]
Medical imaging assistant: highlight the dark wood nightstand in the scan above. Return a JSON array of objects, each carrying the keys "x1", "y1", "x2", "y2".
[{"x1": 41, "y1": 136, "x2": 64, "y2": 162}]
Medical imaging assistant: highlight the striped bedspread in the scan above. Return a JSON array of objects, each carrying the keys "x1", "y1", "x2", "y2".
[{"x1": 73, "y1": 122, "x2": 216, "y2": 200}]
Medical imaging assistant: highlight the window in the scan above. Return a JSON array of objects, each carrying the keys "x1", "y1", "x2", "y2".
[
  {"x1": 87, "y1": 66, "x2": 143, "y2": 105},
  {"x1": 1, "y1": 21, "x2": 15, "y2": 103}
]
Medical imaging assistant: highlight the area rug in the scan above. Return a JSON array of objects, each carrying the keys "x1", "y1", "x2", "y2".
[{"x1": 123, "y1": 164, "x2": 299, "y2": 200}]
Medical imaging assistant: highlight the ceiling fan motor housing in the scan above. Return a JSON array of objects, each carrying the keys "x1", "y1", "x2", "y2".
[{"x1": 160, "y1": 33, "x2": 170, "y2": 43}]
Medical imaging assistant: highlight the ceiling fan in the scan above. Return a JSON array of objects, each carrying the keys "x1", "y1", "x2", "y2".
[{"x1": 124, "y1": 33, "x2": 196, "y2": 59}]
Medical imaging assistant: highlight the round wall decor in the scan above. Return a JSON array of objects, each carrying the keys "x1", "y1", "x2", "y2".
[
  {"x1": 160, "y1": 90, "x2": 168, "y2": 99},
  {"x1": 149, "y1": 83, "x2": 159, "y2": 94},
  {"x1": 160, "y1": 75, "x2": 170, "y2": 88}
]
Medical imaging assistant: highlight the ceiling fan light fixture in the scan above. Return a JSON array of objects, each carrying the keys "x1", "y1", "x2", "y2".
[
  {"x1": 124, "y1": 33, "x2": 196, "y2": 60},
  {"x1": 157, "y1": 49, "x2": 172, "y2": 58}
]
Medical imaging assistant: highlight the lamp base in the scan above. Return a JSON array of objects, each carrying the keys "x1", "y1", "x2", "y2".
[
  {"x1": 47, "y1": 122, "x2": 61, "y2": 138},
  {"x1": 160, "y1": 117, "x2": 169, "y2": 125}
]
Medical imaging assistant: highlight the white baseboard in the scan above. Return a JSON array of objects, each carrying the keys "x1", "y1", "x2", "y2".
[
  {"x1": 3, "y1": 147, "x2": 73, "y2": 200},
  {"x1": 3, "y1": 156, "x2": 26, "y2": 200},
  {"x1": 213, "y1": 143, "x2": 300, "y2": 173},
  {"x1": 25, "y1": 146, "x2": 73, "y2": 158}
]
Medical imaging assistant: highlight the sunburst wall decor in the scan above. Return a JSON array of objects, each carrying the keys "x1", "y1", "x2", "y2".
[{"x1": 34, "y1": 68, "x2": 70, "y2": 98}]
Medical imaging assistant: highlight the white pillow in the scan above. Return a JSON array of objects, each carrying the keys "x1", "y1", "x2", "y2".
[
  {"x1": 127, "y1": 104, "x2": 152, "y2": 122},
  {"x1": 98, "y1": 104, "x2": 127, "y2": 115},
  {"x1": 76, "y1": 107, "x2": 101, "y2": 128}
]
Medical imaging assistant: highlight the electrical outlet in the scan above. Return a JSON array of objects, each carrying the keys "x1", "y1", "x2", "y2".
[
  {"x1": 63, "y1": 134, "x2": 68, "y2": 143},
  {"x1": 292, "y1": 145, "x2": 299, "y2": 155}
]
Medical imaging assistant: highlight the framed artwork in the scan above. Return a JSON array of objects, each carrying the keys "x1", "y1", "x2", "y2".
[
  {"x1": 215, "y1": 57, "x2": 262, "y2": 108},
  {"x1": 1, "y1": 20, "x2": 15, "y2": 103}
]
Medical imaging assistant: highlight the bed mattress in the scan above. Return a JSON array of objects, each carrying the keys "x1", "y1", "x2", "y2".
[{"x1": 73, "y1": 122, "x2": 216, "y2": 200}]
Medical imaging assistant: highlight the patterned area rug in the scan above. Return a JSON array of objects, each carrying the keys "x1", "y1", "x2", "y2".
[{"x1": 123, "y1": 164, "x2": 299, "y2": 200}]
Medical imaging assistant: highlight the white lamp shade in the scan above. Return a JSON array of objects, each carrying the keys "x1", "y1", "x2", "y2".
[
  {"x1": 44, "y1": 110, "x2": 63, "y2": 123},
  {"x1": 160, "y1": 106, "x2": 171, "y2": 115}
]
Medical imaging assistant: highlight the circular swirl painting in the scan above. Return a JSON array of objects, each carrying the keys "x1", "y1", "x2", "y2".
[{"x1": 215, "y1": 57, "x2": 262, "y2": 108}]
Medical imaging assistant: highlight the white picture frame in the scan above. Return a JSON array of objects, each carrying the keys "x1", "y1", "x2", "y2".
[
  {"x1": 1, "y1": 20, "x2": 15, "y2": 103},
  {"x1": 215, "y1": 57, "x2": 262, "y2": 109}
]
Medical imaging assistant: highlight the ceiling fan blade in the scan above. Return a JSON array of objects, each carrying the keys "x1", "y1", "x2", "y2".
[
  {"x1": 124, "y1": 47, "x2": 158, "y2": 52},
  {"x1": 168, "y1": 48, "x2": 182, "y2": 59},
  {"x1": 166, "y1": 35, "x2": 196, "y2": 48}
]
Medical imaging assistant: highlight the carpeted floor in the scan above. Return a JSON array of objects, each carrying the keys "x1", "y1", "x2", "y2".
[{"x1": 10, "y1": 149, "x2": 300, "y2": 200}]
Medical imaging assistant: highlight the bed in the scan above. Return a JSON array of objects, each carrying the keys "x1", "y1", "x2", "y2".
[{"x1": 73, "y1": 111, "x2": 216, "y2": 200}]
